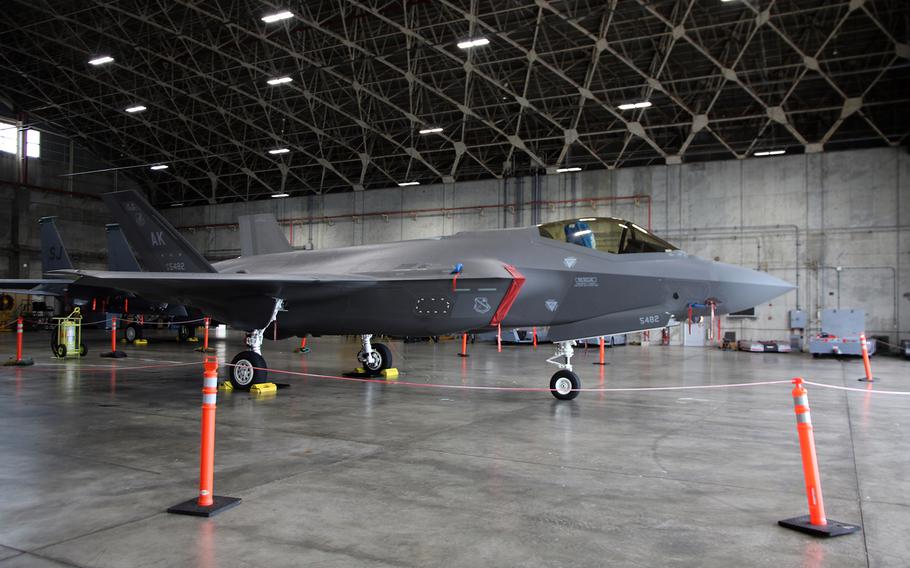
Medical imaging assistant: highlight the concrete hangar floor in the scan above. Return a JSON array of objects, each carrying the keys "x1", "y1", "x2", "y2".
[{"x1": 0, "y1": 329, "x2": 906, "y2": 568}]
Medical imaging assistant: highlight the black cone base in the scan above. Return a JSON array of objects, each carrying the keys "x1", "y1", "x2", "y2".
[
  {"x1": 592, "y1": 362, "x2": 608, "y2": 365},
  {"x1": 778, "y1": 515, "x2": 861, "y2": 537},
  {"x1": 101, "y1": 351, "x2": 127, "y2": 358},
  {"x1": 4, "y1": 357, "x2": 34, "y2": 366},
  {"x1": 858, "y1": 377, "x2": 876, "y2": 382},
  {"x1": 457, "y1": 353, "x2": 469, "y2": 357},
  {"x1": 168, "y1": 496, "x2": 241, "y2": 517}
]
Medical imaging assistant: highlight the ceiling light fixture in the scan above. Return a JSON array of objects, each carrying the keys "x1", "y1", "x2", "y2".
[
  {"x1": 617, "y1": 101, "x2": 652, "y2": 110},
  {"x1": 170, "y1": 203, "x2": 184, "y2": 207},
  {"x1": 268, "y1": 148, "x2": 290, "y2": 155},
  {"x1": 150, "y1": 164, "x2": 168, "y2": 170},
  {"x1": 419, "y1": 127, "x2": 443, "y2": 134},
  {"x1": 125, "y1": 105, "x2": 147, "y2": 113},
  {"x1": 261, "y1": 10, "x2": 294, "y2": 23},
  {"x1": 556, "y1": 167, "x2": 582, "y2": 173},
  {"x1": 271, "y1": 193, "x2": 290, "y2": 198},
  {"x1": 398, "y1": 181, "x2": 420, "y2": 187},
  {"x1": 754, "y1": 150, "x2": 786, "y2": 156},
  {"x1": 457, "y1": 38, "x2": 490, "y2": 49},
  {"x1": 88, "y1": 56, "x2": 114, "y2": 66},
  {"x1": 266, "y1": 76, "x2": 293, "y2": 85}
]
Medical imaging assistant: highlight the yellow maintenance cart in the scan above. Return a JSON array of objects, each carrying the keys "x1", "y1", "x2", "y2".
[{"x1": 52, "y1": 307, "x2": 87, "y2": 358}]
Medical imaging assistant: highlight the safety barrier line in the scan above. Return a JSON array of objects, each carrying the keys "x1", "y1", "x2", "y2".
[
  {"x1": 220, "y1": 362, "x2": 910, "y2": 396},
  {"x1": 10, "y1": 361, "x2": 200, "y2": 373},
  {"x1": 803, "y1": 381, "x2": 910, "y2": 396},
  {"x1": 10, "y1": 316, "x2": 210, "y2": 327},
  {"x1": 224, "y1": 362, "x2": 793, "y2": 392}
]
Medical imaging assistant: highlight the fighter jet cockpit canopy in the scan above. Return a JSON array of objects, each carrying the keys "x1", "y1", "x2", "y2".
[{"x1": 538, "y1": 217, "x2": 677, "y2": 254}]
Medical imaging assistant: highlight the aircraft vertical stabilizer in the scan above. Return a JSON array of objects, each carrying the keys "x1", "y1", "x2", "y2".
[
  {"x1": 105, "y1": 224, "x2": 142, "y2": 272},
  {"x1": 39, "y1": 217, "x2": 73, "y2": 273},
  {"x1": 238, "y1": 213, "x2": 293, "y2": 256},
  {"x1": 101, "y1": 190, "x2": 216, "y2": 273}
]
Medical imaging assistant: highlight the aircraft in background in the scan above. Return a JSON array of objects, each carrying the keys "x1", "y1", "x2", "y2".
[
  {"x1": 67, "y1": 190, "x2": 793, "y2": 399},
  {"x1": 0, "y1": 217, "x2": 197, "y2": 342}
]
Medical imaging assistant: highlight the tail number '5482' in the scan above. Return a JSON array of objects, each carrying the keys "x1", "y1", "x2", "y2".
[{"x1": 639, "y1": 314, "x2": 661, "y2": 325}]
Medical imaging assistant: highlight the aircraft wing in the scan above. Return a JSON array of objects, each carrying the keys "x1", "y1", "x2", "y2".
[
  {"x1": 0, "y1": 279, "x2": 71, "y2": 296},
  {"x1": 0, "y1": 279, "x2": 64, "y2": 290},
  {"x1": 61, "y1": 260, "x2": 521, "y2": 331}
]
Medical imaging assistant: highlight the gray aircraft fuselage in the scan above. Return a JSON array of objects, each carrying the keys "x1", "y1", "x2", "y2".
[{"x1": 210, "y1": 225, "x2": 792, "y2": 342}]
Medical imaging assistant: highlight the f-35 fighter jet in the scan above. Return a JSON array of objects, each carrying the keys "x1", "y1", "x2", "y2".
[{"x1": 65, "y1": 190, "x2": 793, "y2": 399}]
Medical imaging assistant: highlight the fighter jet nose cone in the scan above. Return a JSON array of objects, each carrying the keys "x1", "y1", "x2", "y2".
[{"x1": 711, "y1": 263, "x2": 795, "y2": 314}]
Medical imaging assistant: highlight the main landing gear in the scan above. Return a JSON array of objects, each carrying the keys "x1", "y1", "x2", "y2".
[
  {"x1": 229, "y1": 300, "x2": 283, "y2": 390},
  {"x1": 546, "y1": 341, "x2": 581, "y2": 400},
  {"x1": 357, "y1": 334, "x2": 393, "y2": 377},
  {"x1": 230, "y1": 329, "x2": 268, "y2": 390}
]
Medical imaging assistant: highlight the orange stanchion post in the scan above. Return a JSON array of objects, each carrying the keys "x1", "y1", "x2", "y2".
[
  {"x1": 16, "y1": 317, "x2": 23, "y2": 361},
  {"x1": 593, "y1": 336, "x2": 607, "y2": 365},
  {"x1": 195, "y1": 317, "x2": 213, "y2": 353},
  {"x1": 779, "y1": 378, "x2": 860, "y2": 537},
  {"x1": 532, "y1": 327, "x2": 538, "y2": 349},
  {"x1": 497, "y1": 324, "x2": 502, "y2": 353},
  {"x1": 101, "y1": 316, "x2": 127, "y2": 358},
  {"x1": 296, "y1": 336, "x2": 309, "y2": 353},
  {"x1": 458, "y1": 332, "x2": 469, "y2": 357},
  {"x1": 168, "y1": 357, "x2": 241, "y2": 517},
  {"x1": 5, "y1": 316, "x2": 34, "y2": 366},
  {"x1": 858, "y1": 333, "x2": 875, "y2": 382}
]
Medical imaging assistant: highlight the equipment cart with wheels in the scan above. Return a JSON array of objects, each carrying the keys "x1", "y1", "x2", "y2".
[{"x1": 51, "y1": 307, "x2": 87, "y2": 358}]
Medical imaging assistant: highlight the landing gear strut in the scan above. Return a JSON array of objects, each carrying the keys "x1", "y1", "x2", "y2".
[
  {"x1": 229, "y1": 300, "x2": 284, "y2": 390},
  {"x1": 546, "y1": 341, "x2": 581, "y2": 400},
  {"x1": 357, "y1": 334, "x2": 393, "y2": 377}
]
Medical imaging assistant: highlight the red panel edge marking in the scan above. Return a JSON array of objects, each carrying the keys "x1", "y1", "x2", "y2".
[{"x1": 490, "y1": 264, "x2": 525, "y2": 326}]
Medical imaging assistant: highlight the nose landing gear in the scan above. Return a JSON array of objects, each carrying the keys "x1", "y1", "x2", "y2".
[{"x1": 546, "y1": 340, "x2": 581, "y2": 400}]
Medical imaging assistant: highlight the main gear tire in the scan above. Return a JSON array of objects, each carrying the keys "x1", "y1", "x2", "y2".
[
  {"x1": 230, "y1": 351, "x2": 268, "y2": 390},
  {"x1": 550, "y1": 370, "x2": 581, "y2": 401}
]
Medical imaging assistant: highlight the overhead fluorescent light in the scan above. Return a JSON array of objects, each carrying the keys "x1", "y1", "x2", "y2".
[
  {"x1": 266, "y1": 76, "x2": 293, "y2": 85},
  {"x1": 170, "y1": 203, "x2": 184, "y2": 207},
  {"x1": 573, "y1": 230, "x2": 592, "y2": 237},
  {"x1": 457, "y1": 38, "x2": 490, "y2": 49},
  {"x1": 754, "y1": 150, "x2": 786, "y2": 156},
  {"x1": 398, "y1": 181, "x2": 420, "y2": 187},
  {"x1": 125, "y1": 105, "x2": 147, "y2": 113},
  {"x1": 617, "y1": 101, "x2": 652, "y2": 110},
  {"x1": 556, "y1": 167, "x2": 582, "y2": 173},
  {"x1": 268, "y1": 148, "x2": 290, "y2": 155},
  {"x1": 271, "y1": 193, "x2": 290, "y2": 198},
  {"x1": 419, "y1": 127, "x2": 443, "y2": 134},
  {"x1": 88, "y1": 56, "x2": 114, "y2": 66},
  {"x1": 150, "y1": 164, "x2": 168, "y2": 170},
  {"x1": 261, "y1": 10, "x2": 294, "y2": 23}
]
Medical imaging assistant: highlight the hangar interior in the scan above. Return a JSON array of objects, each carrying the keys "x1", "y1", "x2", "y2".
[{"x1": 0, "y1": 1, "x2": 908, "y2": 567}]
